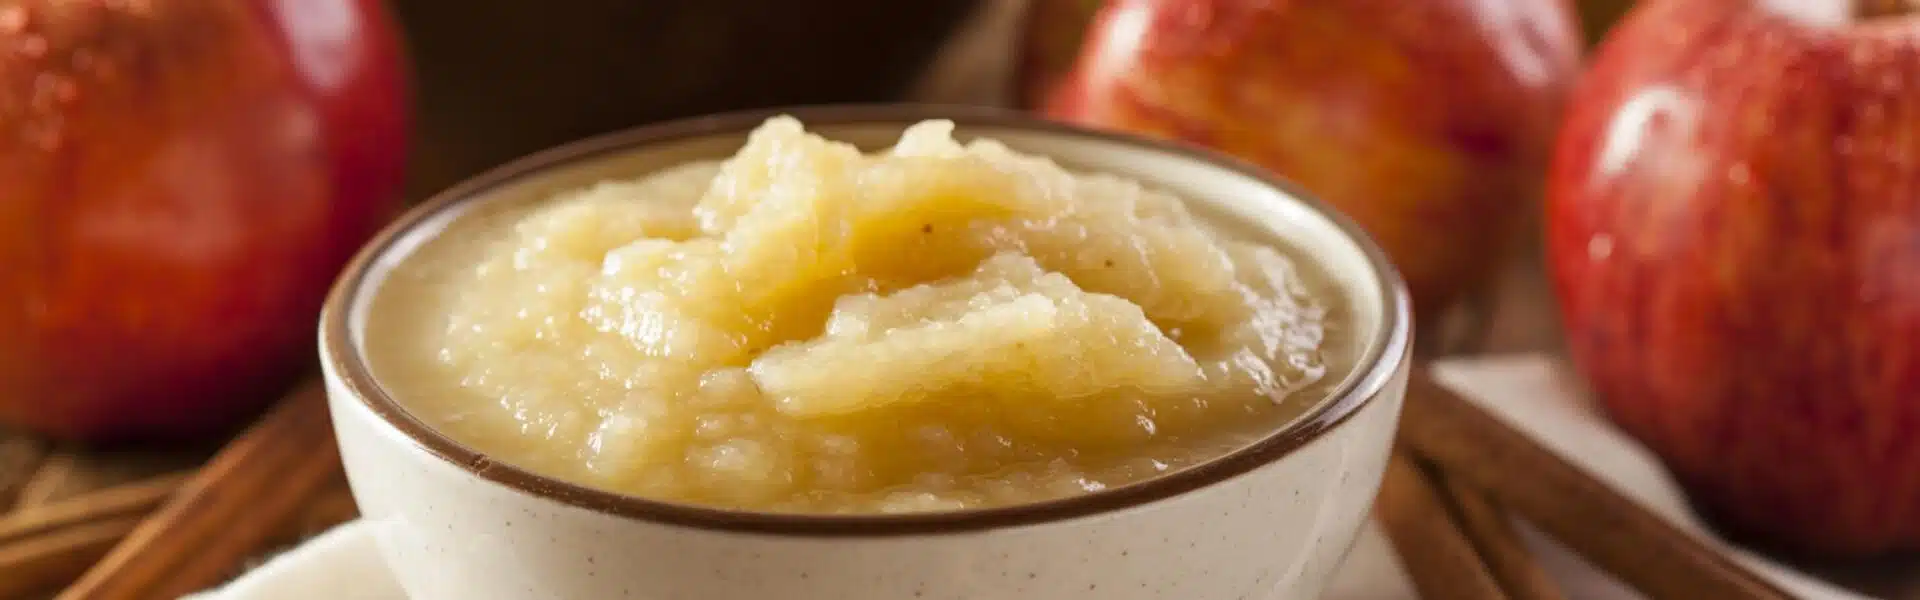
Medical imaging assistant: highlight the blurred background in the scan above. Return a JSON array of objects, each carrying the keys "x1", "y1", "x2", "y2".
[
  {"x1": 2, "y1": 0, "x2": 1916, "y2": 597},
  {"x1": 390, "y1": 0, "x2": 982, "y2": 199}
]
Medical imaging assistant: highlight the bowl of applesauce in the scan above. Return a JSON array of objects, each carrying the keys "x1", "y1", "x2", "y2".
[{"x1": 320, "y1": 105, "x2": 1412, "y2": 600}]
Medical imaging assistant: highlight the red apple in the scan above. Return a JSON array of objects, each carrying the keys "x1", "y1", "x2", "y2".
[
  {"x1": 0, "y1": 0, "x2": 411, "y2": 441},
  {"x1": 1046, "y1": 0, "x2": 1583, "y2": 318},
  {"x1": 1016, "y1": 0, "x2": 1108, "y2": 110},
  {"x1": 1548, "y1": 0, "x2": 1920, "y2": 557}
]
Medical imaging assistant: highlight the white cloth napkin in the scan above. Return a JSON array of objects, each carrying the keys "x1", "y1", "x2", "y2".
[{"x1": 186, "y1": 355, "x2": 1872, "y2": 600}]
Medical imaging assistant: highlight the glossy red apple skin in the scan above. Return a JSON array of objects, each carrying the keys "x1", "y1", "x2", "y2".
[
  {"x1": 1548, "y1": 0, "x2": 1920, "y2": 557},
  {"x1": 0, "y1": 0, "x2": 411, "y2": 441},
  {"x1": 1047, "y1": 0, "x2": 1582, "y2": 316}
]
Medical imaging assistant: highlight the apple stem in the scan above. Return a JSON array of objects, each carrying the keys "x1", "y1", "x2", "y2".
[{"x1": 1859, "y1": 0, "x2": 1920, "y2": 18}]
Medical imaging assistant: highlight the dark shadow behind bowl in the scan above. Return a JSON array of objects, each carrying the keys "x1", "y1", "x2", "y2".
[{"x1": 390, "y1": 0, "x2": 980, "y2": 199}]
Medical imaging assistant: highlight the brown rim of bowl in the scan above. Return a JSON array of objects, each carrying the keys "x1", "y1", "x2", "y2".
[{"x1": 321, "y1": 103, "x2": 1413, "y2": 537}]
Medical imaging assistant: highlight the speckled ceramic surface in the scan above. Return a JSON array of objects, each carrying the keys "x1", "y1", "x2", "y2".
[{"x1": 319, "y1": 106, "x2": 1413, "y2": 600}]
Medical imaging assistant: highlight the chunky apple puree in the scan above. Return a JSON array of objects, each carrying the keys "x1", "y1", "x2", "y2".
[{"x1": 366, "y1": 117, "x2": 1347, "y2": 513}]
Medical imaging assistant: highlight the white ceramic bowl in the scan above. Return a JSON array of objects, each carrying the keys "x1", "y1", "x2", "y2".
[{"x1": 319, "y1": 105, "x2": 1413, "y2": 600}]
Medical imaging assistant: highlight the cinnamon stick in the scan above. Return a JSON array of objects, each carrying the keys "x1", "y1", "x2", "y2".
[
  {"x1": 0, "y1": 515, "x2": 142, "y2": 599},
  {"x1": 1433, "y1": 469, "x2": 1566, "y2": 600},
  {"x1": 0, "y1": 434, "x2": 49, "y2": 511},
  {"x1": 0, "y1": 472, "x2": 189, "y2": 548},
  {"x1": 13, "y1": 452, "x2": 77, "y2": 507},
  {"x1": 14, "y1": 449, "x2": 200, "y2": 508},
  {"x1": 1375, "y1": 449, "x2": 1509, "y2": 600},
  {"x1": 1397, "y1": 368, "x2": 1794, "y2": 600},
  {"x1": 58, "y1": 381, "x2": 342, "y2": 600},
  {"x1": 0, "y1": 475, "x2": 354, "y2": 600}
]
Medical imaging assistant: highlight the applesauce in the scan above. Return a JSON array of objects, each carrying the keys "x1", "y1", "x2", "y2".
[{"x1": 365, "y1": 117, "x2": 1353, "y2": 514}]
